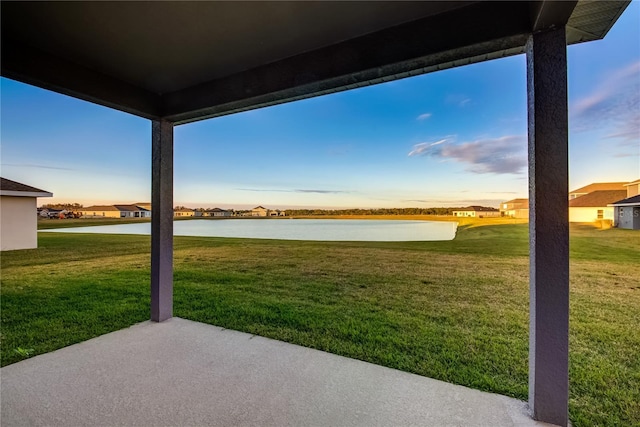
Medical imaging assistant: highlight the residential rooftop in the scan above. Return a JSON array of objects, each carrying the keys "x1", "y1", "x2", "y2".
[
  {"x1": 114, "y1": 204, "x2": 150, "y2": 212},
  {"x1": 82, "y1": 204, "x2": 149, "y2": 212},
  {"x1": 454, "y1": 206, "x2": 499, "y2": 212},
  {"x1": 609, "y1": 194, "x2": 640, "y2": 206},
  {"x1": 0, "y1": 177, "x2": 51, "y2": 196},
  {"x1": 569, "y1": 182, "x2": 627, "y2": 195},
  {"x1": 568, "y1": 190, "x2": 627, "y2": 207}
]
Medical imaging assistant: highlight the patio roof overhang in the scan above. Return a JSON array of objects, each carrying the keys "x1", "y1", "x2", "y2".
[
  {"x1": 1, "y1": 1, "x2": 628, "y2": 125},
  {"x1": 0, "y1": 2, "x2": 630, "y2": 426}
]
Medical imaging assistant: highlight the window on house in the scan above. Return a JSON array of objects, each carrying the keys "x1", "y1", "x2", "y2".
[{"x1": 597, "y1": 210, "x2": 604, "y2": 219}]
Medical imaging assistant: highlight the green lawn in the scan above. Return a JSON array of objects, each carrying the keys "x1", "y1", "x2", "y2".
[{"x1": 1, "y1": 222, "x2": 638, "y2": 426}]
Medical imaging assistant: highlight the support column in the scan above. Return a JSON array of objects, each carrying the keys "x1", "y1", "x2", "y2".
[
  {"x1": 151, "y1": 119, "x2": 174, "y2": 322},
  {"x1": 526, "y1": 27, "x2": 569, "y2": 426}
]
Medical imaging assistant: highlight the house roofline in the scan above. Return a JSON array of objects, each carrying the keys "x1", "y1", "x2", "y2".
[
  {"x1": 1, "y1": 190, "x2": 53, "y2": 198},
  {"x1": 608, "y1": 202, "x2": 640, "y2": 207}
]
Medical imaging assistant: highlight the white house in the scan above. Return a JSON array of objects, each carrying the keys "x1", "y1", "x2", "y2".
[
  {"x1": 568, "y1": 190, "x2": 626, "y2": 223},
  {"x1": 0, "y1": 177, "x2": 52, "y2": 251},
  {"x1": 452, "y1": 206, "x2": 500, "y2": 218}
]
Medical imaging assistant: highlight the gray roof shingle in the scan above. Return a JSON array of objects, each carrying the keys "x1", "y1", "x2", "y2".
[
  {"x1": 1, "y1": 177, "x2": 49, "y2": 194},
  {"x1": 569, "y1": 190, "x2": 627, "y2": 207}
]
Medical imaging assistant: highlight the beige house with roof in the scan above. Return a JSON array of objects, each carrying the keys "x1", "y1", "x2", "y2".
[
  {"x1": 452, "y1": 206, "x2": 500, "y2": 218},
  {"x1": 568, "y1": 190, "x2": 626, "y2": 223},
  {"x1": 174, "y1": 208, "x2": 195, "y2": 217},
  {"x1": 568, "y1": 182, "x2": 630, "y2": 223},
  {"x1": 1, "y1": 177, "x2": 52, "y2": 251},
  {"x1": 568, "y1": 182, "x2": 626, "y2": 200},
  {"x1": 500, "y1": 198, "x2": 529, "y2": 218},
  {"x1": 80, "y1": 205, "x2": 121, "y2": 218},
  {"x1": 251, "y1": 206, "x2": 269, "y2": 217},
  {"x1": 80, "y1": 205, "x2": 150, "y2": 218}
]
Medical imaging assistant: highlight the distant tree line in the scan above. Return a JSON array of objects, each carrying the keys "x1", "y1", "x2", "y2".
[
  {"x1": 284, "y1": 207, "x2": 464, "y2": 216},
  {"x1": 41, "y1": 203, "x2": 83, "y2": 210}
]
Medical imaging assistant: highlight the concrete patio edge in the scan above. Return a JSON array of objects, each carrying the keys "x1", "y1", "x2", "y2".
[{"x1": 1, "y1": 318, "x2": 556, "y2": 426}]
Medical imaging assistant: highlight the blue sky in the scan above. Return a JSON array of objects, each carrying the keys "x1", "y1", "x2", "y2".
[{"x1": 2, "y1": 4, "x2": 638, "y2": 209}]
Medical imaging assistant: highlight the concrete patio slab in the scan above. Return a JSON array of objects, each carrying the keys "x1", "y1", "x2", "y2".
[{"x1": 1, "y1": 318, "x2": 553, "y2": 426}]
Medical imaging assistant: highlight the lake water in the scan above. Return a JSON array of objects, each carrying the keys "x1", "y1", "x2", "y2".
[{"x1": 41, "y1": 219, "x2": 458, "y2": 242}]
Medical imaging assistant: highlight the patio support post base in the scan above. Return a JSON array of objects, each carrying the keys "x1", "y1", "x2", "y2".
[
  {"x1": 526, "y1": 26, "x2": 569, "y2": 427},
  {"x1": 151, "y1": 119, "x2": 174, "y2": 322}
]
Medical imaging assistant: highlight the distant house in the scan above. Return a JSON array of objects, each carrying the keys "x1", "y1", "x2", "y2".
[
  {"x1": 114, "y1": 204, "x2": 151, "y2": 218},
  {"x1": 174, "y1": 208, "x2": 195, "y2": 217},
  {"x1": 1, "y1": 177, "x2": 52, "y2": 251},
  {"x1": 251, "y1": 206, "x2": 269, "y2": 217},
  {"x1": 609, "y1": 179, "x2": 640, "y2": 230},
  {"x1": 79, "y1": 204, "x2": 150, "y2": 218},
  {"x1": 452, "y1": 206, "x2": 500, "y2": 218},
  {"x1": 568, "y1": 182, "x2": 626, "y2": 200},
  {"x1": 568, "y1": 190, "x2": 626, "y2": 223},
  {"x1": 79, "y1": 205, "x2": 120, "y2": 218},
  {"x1": 500, "y1": 198, "x2": 529, "y2": 218},
  {"x1": 208, "y1": 208, "x2": 233, "y2": 217},
  {"x1": 135, "y1": 202, "x2": 152, "y2": 211}
]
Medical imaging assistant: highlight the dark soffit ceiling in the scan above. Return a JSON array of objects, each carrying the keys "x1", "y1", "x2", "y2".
[{"x1": 1, "y1": 1, "x2": 630, "y2": 125}]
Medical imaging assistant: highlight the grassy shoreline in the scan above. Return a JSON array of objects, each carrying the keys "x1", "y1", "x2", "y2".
[{"x1": 3, "y1": 222, "x2": 639, "y2": 425}]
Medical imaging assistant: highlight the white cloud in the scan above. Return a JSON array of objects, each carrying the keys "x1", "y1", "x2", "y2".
[
  {"x1": 238, "y1": 188, "x2": 350, "y2": 194},
  {"x1": 408, "y1": 135, "x2": 527, "y2": 174},
  {"x1": 407, "y1": 138, "x2": 452, "y2": 156},
  {"x1": 416, "y1": 113, "x2": 432, "y2": 121},
  {"x1": 572, "y1": 61, "x2": 640, "y2": 143}
]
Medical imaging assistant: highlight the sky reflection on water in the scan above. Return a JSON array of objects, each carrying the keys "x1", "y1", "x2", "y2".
[{"x1": 42, "y1": 219, "x2": 458, "y2": 242}]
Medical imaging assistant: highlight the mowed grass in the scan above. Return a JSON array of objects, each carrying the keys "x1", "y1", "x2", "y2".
[{"x1": 1, "y1": 222, "x2": 639, "y2": 426}]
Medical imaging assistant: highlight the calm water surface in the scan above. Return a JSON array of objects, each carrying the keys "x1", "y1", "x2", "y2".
[{"x1": 42, "y1": 219, "x2": 458, "y2": 242}]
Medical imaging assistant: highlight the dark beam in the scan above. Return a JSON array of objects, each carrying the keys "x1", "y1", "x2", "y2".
[
  {"x1": 526, "y1": 27, "x2": 570, "y2": 427},
  {"x1": 529, "y1": 1, "x2": 578, "y2": 32},
  {"x1": 151, "y1": 120, "x2": 174, "y2": 322},
  {"x1": 162, "y1": 1, "x2": 532, "y2": 124},
  {"x1": 1, "y1": 39, "x2": 161, "y2": 120}
]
